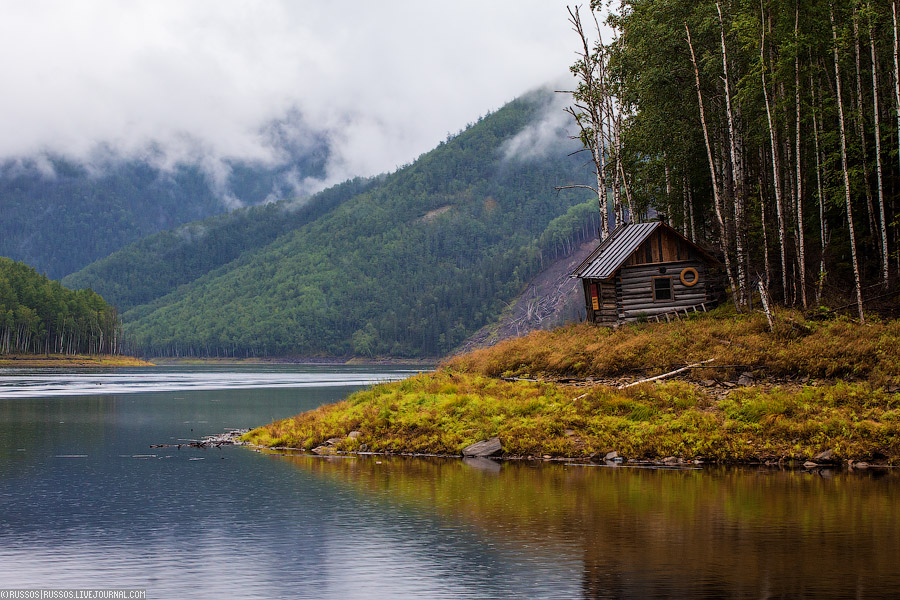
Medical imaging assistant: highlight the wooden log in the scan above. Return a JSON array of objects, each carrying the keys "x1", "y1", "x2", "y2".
[
  {"x1": 620, "y1": 291, "x2": 706, "y2": 301},
  {"x1": 619, "y1": 263, "x2": 705, "y2": 278},
  {"x1": 619, "y1": 358, "x2": 717, "y2": 388}
]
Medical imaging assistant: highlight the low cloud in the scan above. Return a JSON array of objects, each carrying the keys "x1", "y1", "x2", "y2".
[
  {"x1": 0, "y1": 0, "x2": 582, "y2": 198},
  {"x1": 501, "y1": 84, "x2": 578, "y2": 162}
]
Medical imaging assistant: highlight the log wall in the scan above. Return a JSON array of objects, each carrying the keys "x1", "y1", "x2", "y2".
[
  {"x1": 616, "y1": 261, "x2": 708, "y2": 321},
  {"x1": 583, "y1": 278, "x2": 618, "y2": 323}
]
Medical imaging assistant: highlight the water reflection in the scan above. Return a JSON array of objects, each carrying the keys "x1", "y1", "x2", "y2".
[
  {"x1": 1, "y1": 367, "x2": 897, "y2": 598},
  {"x1": 272, "y1": 453, "x2": 900, "y2": 599}
]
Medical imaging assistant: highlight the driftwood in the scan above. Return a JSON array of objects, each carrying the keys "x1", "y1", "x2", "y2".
[
  {"x1": 619, "y1": 358, "x2": 716, "y2": 389},
  {"x1": 151, "y1": 428, "x2": 249, "y2": 449}
]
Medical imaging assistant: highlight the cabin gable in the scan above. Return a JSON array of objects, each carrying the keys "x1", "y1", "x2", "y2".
[{"x1": 625, "y1": 227, "x2": 702, "y2": 267}]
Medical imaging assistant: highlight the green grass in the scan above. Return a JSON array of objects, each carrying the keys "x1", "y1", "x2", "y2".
[{"x1": 242, "y1": 371, "x2": 900, "y2": 463}]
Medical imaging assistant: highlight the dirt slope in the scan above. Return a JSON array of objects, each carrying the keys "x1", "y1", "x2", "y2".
[{"x1": 455, "y1": 236, "x2": 599, "y2": 354}]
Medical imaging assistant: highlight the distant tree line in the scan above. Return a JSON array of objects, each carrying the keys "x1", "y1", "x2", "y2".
[
  {"x1": 569, "y1": 0, "x2": 900, "y2": 320},
  {"x1": 0, "y1": 257, "x2": 122, "y2": 355}
]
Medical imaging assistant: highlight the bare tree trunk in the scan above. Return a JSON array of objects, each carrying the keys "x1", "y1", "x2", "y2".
[
  {"x1": 688, "y1": 183, "x2": 696, "y2": 242},
  {"x1": 612, "y1": 147, "x2": 623, "y2": 229},
  {"x1": 686, "y1": 20, "x2": 739, "y2": 301},
  {"x1": 794, "y1": 2, "x2": 808, "y2": 308},
  {"x1": 832, "y1": 6, "x2": 866, "y2": 323},
  {"x1": 870, "y1": 5, "x2": 890, "y2": 287},
  {"x1": 853, "y1": 8, "x2": 879, "y2": 239},
  {"x1": 664, "y1": 156, "x2": 672, "y2": 225},
  {"x1": 619, "y1": 159, "x2": 636, "y2": 222},
  {"x1": 894, "y1": 1, "x2": 900, "y2": 277},
  {"x1": 717, "y1": 2, "x2": 746, "y2": 308},
  {"x1": 812, "y1": 74, "x2": 829, "y2": 304},
  {"x1": 760, "y1": 9, "x2": 789, "y2": 303},
  {"x1": 760, "y1": 174, "x2": 772, "y2": 288},
  {"x1": 563, "y1": 6, "x2": 610, "y2": 240}
]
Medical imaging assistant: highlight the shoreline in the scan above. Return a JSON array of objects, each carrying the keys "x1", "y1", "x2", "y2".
[
  {"x1": 150, "y1": 356, "x2": 438, "y2": 367},
  {"x1": 241, "y1": 311, "x2": 900, "y2": 466},
  {"x1": 242, "y1": 443, "x2": 897, "y2": 471},
  {"x1": 241, "y1": 371, "x2": 900, "y2": 465},
  {"x1": 0, "y1": 354, "x2": 154, "y2": 368}
]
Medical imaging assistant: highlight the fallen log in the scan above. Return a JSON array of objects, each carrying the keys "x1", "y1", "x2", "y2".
[{"x1": 619, "y1": 358, "x2": 716, "y2": 389}]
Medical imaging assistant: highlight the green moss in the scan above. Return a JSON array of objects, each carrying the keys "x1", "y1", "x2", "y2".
[{"x1": 241, "y1": 370, "x2": 900, "y2": 463}]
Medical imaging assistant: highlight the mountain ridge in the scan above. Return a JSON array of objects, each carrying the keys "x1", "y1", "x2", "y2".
[{"x1": 66, "y1": 89, "x2": 597, "y2": 358}]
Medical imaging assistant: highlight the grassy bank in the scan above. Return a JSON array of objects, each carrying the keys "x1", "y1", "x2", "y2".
[
  {"x1": 445, "y1": 308, "x2": 900, "y2": 384},
  {"x1": 243, "y1": 310, "x2": 900, "y2": 464},
  {"x1": 0, "y1": 354, "x2": 154, "y2": 367}
]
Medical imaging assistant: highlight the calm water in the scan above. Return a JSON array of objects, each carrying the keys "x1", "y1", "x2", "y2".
[{"x1": 0, "y1": 366, "x2": 897, "y2": 599}]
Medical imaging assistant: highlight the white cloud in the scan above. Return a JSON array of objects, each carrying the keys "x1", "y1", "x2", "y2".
[
  {"x1": 501, "y1": 83, "x2": 578, "y2": 162},
  {"x1": 0, "y1": 0, "x2": 589, "y2": 191}
]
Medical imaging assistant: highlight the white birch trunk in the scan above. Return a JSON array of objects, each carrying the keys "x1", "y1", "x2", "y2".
[
  {"x1": 869, "y1": 6, "x2": 890, "y2": 287},
  {"x1": 811, "y1": 75, "x2": 829, "y2": 304},
  {"x1": 717, "y1": 2, "x2": 746, "y2": 308},
  {"x1": 795, "y1": 3, "x2": 807, "y2": 308},
  {"x1": 760, "y1": 178, "x2": 772, "y2": 289},
  {"x1": 686, "y1": 21, "x2": 738, "y2": 302},
  {"x1": 760, "y1": 9, "x2": 790, "y2": 303},
  {"x1": 893, "y1": 1, "x2": 900, "y2": 276},
  {"x1": 832, "y1": 7, "x2": 866, "y2": 323},
  {"x1": 664, "y1": 157, "x2": 672, "y2": 226},
  {"x1": 853, "y1": 8, "x2": 878, "y2": 238}
]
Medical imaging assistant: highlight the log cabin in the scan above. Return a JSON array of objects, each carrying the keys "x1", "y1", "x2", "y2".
[{"x1": 572, "y1": 222, "x2": 724, "y2": 324}]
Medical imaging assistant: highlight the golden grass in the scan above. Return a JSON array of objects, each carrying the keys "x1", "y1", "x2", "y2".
[{"x1": 444, "y1": 308, "x2": 900, "y2": 385}]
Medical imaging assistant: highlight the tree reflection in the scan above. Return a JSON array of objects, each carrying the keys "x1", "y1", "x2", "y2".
[{"x1": 270, "y1": 453, "x2": 900, "y2": 599}]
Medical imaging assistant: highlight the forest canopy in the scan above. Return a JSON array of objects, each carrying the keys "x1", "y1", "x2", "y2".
[
  {"x1": 572, "y1": 0, "x2": 900, "y2": 320},
  {"x1": 0, "y1": 257, "x2": 122, "y2": 355}
]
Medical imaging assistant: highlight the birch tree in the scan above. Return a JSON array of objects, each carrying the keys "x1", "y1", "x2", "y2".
[{"x1": 832, "y1": 5, "x2": 865, "y2": 323}]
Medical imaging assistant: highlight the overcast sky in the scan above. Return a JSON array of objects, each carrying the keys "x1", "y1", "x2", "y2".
[{"x1": 0, "y1": 1, "x2": 590, "y2": 189}]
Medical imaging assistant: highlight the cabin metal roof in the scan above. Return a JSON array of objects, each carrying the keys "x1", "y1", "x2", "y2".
[
  {"x1": 572, "y1": 222, "x2": 661, "y2": 280},
  {"x1": 572, "y1": 221, "x2": 720, "y2": 280}
]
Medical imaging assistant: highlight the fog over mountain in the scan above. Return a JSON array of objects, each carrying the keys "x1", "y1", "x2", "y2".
[{"x1": 0, "y1": 1, "x2": 579, "y2": 192}]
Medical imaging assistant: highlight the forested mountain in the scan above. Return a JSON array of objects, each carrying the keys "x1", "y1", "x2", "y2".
[
  {"x1": 0, "y1": 138, "x2": 329, "y2": 279},
  {"x1": 0, "y1": 257, "x2": 121, "y2": 355},
  {"x1": 69, "y1": 89, "x2": 596, "y2": 358},
  {"x1": 61, "y1": 177, "x2": 374, "y2": 311},
  {"x1": 571, "y1": 0, "x2": 900, "y2": 320}
]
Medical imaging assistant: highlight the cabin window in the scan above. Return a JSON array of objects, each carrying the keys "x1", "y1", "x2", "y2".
[{"x1": 652, "y1": 276, "x2": 673, "y2": 301}]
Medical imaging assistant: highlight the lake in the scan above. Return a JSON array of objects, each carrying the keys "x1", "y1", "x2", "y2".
[{"x1": 0, "y1": 365, "x2": 897, "y2": 599}]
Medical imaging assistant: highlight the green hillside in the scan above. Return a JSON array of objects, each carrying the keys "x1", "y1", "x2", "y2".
[
  {"x1": 72, "y1": 89, "x2": 594, "y2": 358},
  {"x1": 0, "y1": 139, "x2": 328, "y2": 279},
  {"x1": 61, "y1": 176, "x2": 374, "y2": 311}
]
